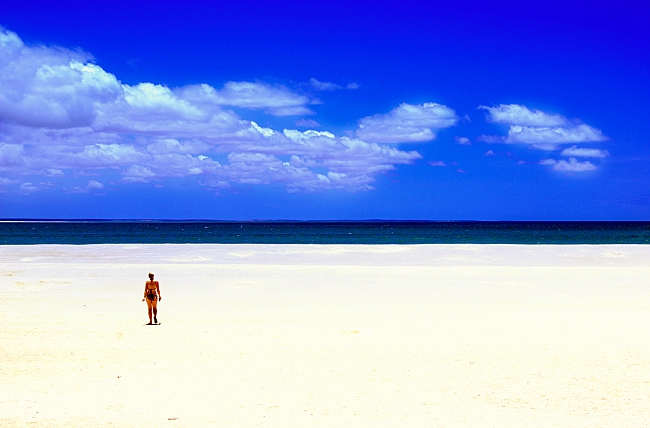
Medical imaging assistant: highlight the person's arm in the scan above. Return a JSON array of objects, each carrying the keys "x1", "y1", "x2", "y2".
[
  {"x1": 156, "y1": 281, "x2": 161, "y2": 301},
  {"x1": 143, "y1": 282, "x2": 147, "y2": 301}
]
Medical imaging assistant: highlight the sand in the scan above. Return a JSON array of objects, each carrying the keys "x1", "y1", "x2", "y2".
[{"x1": 1, "y1": 244, "x2": 650, "y2": 427}]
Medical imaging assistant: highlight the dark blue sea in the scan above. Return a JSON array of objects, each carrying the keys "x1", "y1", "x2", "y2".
[{"x1": 0, "y1": 221, "x2": 649, "y2": 244}]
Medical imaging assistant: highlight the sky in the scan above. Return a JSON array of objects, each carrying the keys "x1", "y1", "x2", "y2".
[{"x1": 1, "y1": 0, "x2": 649, "y2": 220}]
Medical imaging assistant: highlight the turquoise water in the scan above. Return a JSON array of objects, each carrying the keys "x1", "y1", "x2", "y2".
[{"x1": 1, "y1": 221, "x2": 649, "y2": 244}]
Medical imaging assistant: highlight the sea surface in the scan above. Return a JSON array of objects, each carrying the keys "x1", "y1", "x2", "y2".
[{"x1": 1, "y1": 221, "x2": 649, "y2": 245}]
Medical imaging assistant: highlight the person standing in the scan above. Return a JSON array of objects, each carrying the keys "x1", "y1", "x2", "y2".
[{"x1": 143, "y1": 272, "x2": 161, "y2": 325}]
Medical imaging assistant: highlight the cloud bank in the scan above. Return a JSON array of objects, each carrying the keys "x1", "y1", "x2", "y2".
[{"x1": 0, "y1": 28, "x2": 422, "y2": 194}]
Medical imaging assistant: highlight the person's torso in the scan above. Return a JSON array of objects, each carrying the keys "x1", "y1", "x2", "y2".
[{"x1": 147, "y1": 281, "x2": 157, "y2": 293}]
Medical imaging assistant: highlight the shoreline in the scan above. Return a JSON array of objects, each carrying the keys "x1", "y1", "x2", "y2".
[{"x1": 2, "y1": 243, "x2": 650, "y2": 264}]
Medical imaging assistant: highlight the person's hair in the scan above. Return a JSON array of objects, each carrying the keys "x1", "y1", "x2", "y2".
[{"x1": 148, "y1": 272, "x2": 154, "y2": 279}]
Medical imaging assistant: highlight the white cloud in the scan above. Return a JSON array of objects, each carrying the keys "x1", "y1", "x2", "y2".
[
  {"x1": 20, "y1": 181, "x2": 39, "y2": 193},
  {"x1": 356, "y1": 103, "x2": 458, "y2": 143},
  {"x1": 86, "y1": 180, "x2": 104, "y2": 190},
  {"x1": 149, "y1": 153, "x2": 221, "y2": 177},
  {"x1": 199, "y1": 179, "x2": 230, "y2": 190},
  {"x1": 0, "y1": 29, "x2": 122, "y2": 129},
  {"x1": 480, "y1": 104, "x2": 607, "y2": 147},
  {"x1": 0, "y1": 28, "x2": 425, "y2": 193},
  {"x1": 212, "y1": 131, "x2": 421, "y2": 192},
  {"x1": 177, "y1": 81, "x2": 314, "y2": 116},
  {"x1": 539, "y1": 157, "x2": 597, "y2": 172},
  {"x1": 67, "y1": 179, "x2": 105, "y2": 193},
  {"x1": 0, "y1": 143, "x2": 25, "y2": 166},
  {"x1": 506, "y1": 124, "x2": 607, "y2": 145},
  {"x1": 95, "y1": 83, "x2": 244, "y2": 136},
  {"x1": 121, "y1": 165, "x2": 155, "y2": 183},
  {"x1": 64, "y1": 144, "x2": 147, "y2": 169},
  {"x1": 560, "y1": 145, "x2": 610, "y2": 158},
  {"x1": 454, "y1": 136, "x2": 471, "y2": 146},
  {"x1": 480, "y1": 104, "x2": 567, "y2": 126},
  {"x1": 483, "y1": 150, "x2": 496, "y2": 156},
  {"x1": 146, "y1": 138, "x2": 211, "y2": 155},
  {"x1": 309, "y1": 78, "x2": 341, "y2": 91},
  {"x1": 429, "y1": 161, "x2": 446, "y2": 167},
  {"x1": 46, "y1": 169, "x2": 64, "y2": 177},
  {"x1": 18, "y1": 181, "x2": 49, "y2": 194},
  {"x1": 309, "y1": 78, "x2": 359, "y2": 91},
  {"x1": 530, "y1": 143, "x2": 560, "y2": 151}
]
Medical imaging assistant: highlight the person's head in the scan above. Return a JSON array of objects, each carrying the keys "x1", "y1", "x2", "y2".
[{"x1": 148, "y1": 272, "x2": 154, "y2": 280}]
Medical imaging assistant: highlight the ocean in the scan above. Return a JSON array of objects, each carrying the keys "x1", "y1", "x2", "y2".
[{"x1": 1, "y1": 221, "x2": 649, "y2": 244}]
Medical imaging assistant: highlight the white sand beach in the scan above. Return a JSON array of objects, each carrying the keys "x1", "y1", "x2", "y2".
[{"x1": 1, "y1": 244, "x2": 650, "y2": 427}]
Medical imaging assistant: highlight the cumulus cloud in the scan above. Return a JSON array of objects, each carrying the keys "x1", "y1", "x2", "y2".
[
  {"x1": 539, "y1": 158, "x2": 597, "y2": 172},
  {"x1": 309, "y1": 78, "x2": 359, "y2": 91},
  {"x1": 146, "y1": 139, "x2": 211, "y2": 155},
  {"x1": 560, "y1": 145, "x2": 610, "y2": 158},
  {"x1": 121, "y1": 165, "x2": 155, "y2": 183},
  {"x1": 67, "y1": 179, "x2": 105, "y2": 193},
  {"x1": 309, "y1": 78, "x2": 341, "y2": 91},
  {"x1": 177, "y1": 81, "x2": 314, "y2": 116},
  {"x1": 86, "y1": 179, "x2": 104, "y2": 190},
  {"x1": 479, "y1": 104, "x2": 607, "y2": 146},
  {"x1": 46, "y1": 169, "x2": 64, "y2": 177},
  {"x1": 479, "y1": 104, "x2": 567, "y2": 127},
  {"x1": 0, "y1": 30, "x2": 122, "y2": 129},
  {"x1": 18, "y1": 182, "x2": 39, "y2": 194},
  {"x1": 73, "y1": 144, "x2": 145, "y2": 167},
  {"x1": 506, "y1": 124, "x2": 606, "y2": 145},
  {"x1": 0, "y1": 28, "x2": 424, "y2": 194},
  {"x1": 18, "y1": 181, "x2": 53, "y2": 194},
  {"x1": 454, "y1": 136, "x2": 471, "y2": 146},
  {"x1": 479, "y1": 104, "x2": 609, "y2": 173},
  {"x1": 356, "y1": 103, "x2": 458, "y2": 143}
]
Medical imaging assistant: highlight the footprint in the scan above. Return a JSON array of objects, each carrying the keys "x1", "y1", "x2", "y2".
[{"x1": 1, "y1": 271, "x2": 20, "y2": 277}]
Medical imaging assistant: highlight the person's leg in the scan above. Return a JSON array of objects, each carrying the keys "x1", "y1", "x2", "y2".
[
  {"x1": 152, "y1": 299, "x2": 158, "y2": 324},
  {"x1": 146, "y1": 299, "x2": 153, "y2": 324}
]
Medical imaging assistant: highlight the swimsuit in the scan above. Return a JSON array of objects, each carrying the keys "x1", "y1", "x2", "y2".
[{"x1": 146, "y1": 281, "x2": 157, "y2": 301}]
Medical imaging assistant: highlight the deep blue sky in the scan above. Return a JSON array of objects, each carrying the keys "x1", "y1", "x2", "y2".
[{"x1": 1, "y1": 0, "x2": 649, "y2": 219}]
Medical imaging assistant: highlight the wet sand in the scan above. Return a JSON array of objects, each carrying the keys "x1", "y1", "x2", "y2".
[{"x1": 1, "y1": 244, "x2": 650, "y2": 427}]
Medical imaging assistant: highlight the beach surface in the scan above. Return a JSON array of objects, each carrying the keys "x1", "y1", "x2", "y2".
[{"x1": 1, "y1": 244, "x2": 650, "y2": 427}]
